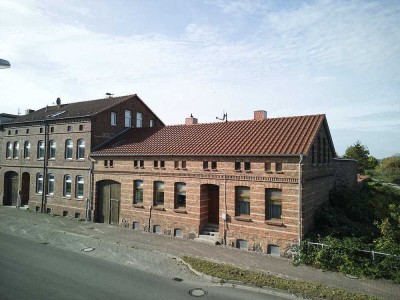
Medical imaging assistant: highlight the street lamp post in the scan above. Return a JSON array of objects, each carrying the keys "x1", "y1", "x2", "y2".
[{"x1": 0, "y1": 59, "x2": 11, "y2": 69}]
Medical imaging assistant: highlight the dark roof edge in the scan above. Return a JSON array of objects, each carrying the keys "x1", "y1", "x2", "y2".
[
  {"x1": 89, "y1": 153, "x2": 306, "y2": 158},
  {"x1": 3, "y1": 115, "x2": 92, "y2": 126},
  {"x1": 92, "y1": 127, "x2": 133, "y2": 152}
]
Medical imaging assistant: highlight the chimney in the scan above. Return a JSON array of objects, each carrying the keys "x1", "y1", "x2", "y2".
[
  {"x1": 56, "y1": 97, "x2": 61, "y2": 107},
  {"x1": 254, "y1": 110, "x2": 267, "y2": 120},
  {"x1": 185, "y1": 114, "x2": 198, "y2": 125},
  {"x1": 25, "y1": 109, "x2": 35, "y2": 115}
]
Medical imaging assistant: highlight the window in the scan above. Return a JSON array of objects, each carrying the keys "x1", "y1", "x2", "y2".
[
  {"x1": 264, "y1": 162, "x2": 271, "y2": 172},
  {"x1": 244, "y1": 161, "x2": 251, "y2": 171},
  {"x1": 37, "y1": 140, "x2": 45, "y2": 159},
  {"x1": 153, "y1": 160, "x2": 158, "y2": 168},
  {"x1": 26, "y1": 129, "x2": 29, "y2": 134},
  {"x1": 181, "y1": 161, "x2": 187, "y2": 169},
  {"x1": 77, "y1": 139, "x2": 85, "y2": 159},
  {"x1": 154, "y1": 181, "x2": 165, "y2": 206},
  {"x1": 36, "y1": 173, "x2": 43, "y2": 194},
  {"x1": 149, "y1": 119, "x2": 154, "y2": 127},
  {"x1": 24, "y1": 141, "x2": 31, "y2": 158},
  {"x1": 275, "y1": 162, "x2": 282, "y2": 172},
  {"x1": 7, "y1": 130, "x2": 10, "y2": 135},
  {"x1": 40, "y1": 128, "x2": 43, "y2": 133},
  {"x1": 125, "y1": 110, "x2": 131, "y2": 127},
  {"x1": 174, "y1": 229, "x2": 183, "y2": 238},
  {"x1": 15, "y1": 130, "x2": 18, "y2": 135},
  {"x1": 6, "y1": 142, "x2": 12, "y2": 158},
  {"x1": 267, "y1": 245, "x2": 280, "y2": 256},
  {"x1": 111, "y1": 112, "x2": 117, "y2": 126},
  {"x1": 203, "y1": 161, "x2": 209, "y2": 170},
  {"x1": 67, "y1": 125, "x2": 71, "y2": 132},
  {"x1": 48, "y1": 140, "x2": 56, "y2": 159},
  {"x1": 132, "y1": 222, "x2": 140, "y2": 230},
  {"x1": 160, "y1": 161, "x2": 165, "y2": 168},
  {"x1": 136, "y1": 112, "x2": 142, "y2": 128},
  {"x1": 76, "y1": 176, "x2": 84, "y2": 198},
  {"x1": 174, "y1": 161, "x2": 179, "y2": 169},
  {"x1": 311, "y1": 145, "x2": 315, "y2": 164},
  {"x1": 104, "y1": 160, "x2": 108, "y2": 167},
  {"x1": 266, "y1": 189, "x2": 282, "y2": 220},
  {"x1": 109, "y1": 160, "x2": 113, "y2": 167},
  {"x1": 236, "y1": 239, "x2": 248, "y2": 250},
  {"x1": 133, "y1": 180, "x2": 144, "y2": 205},
  {"x1": 211, "y1": 161, "x2": 217, "y2": 170},
  {"x1": 63, "y1": 175, "x2": 72, "y2": 197},
  {"x1": 13, "y1": 142, "x2": 19, "y2": 158},
  {"x1": 235, "y1": 161, "x2": 241, "y2": 171},
  {"x1": 47, "y1": 174, "x2": 55, "y2": 195},
  {"x1": 235, "y1": 186, "x2": 250, "y2": 216},
  {"x1": 65, "y1": 140, "x2": 73, "y2": 159},
  {"x1": 153, "y1": 225, "x2": 162, "y2": 234},
  {"x1": 79, "y1": 125, "x2": 83, "y2": 131},
  {"x1": 50, "y1": 127, "x2": 54, "y2": 133},
  {"x1": 175, "y1": 183, "x2": 186, "y2": 208},
  {"x1": 139, "y1": 160, "x2": 144, "y2": 168}
]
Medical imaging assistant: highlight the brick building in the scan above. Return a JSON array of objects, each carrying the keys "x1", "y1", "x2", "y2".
[
  {"x1": 0, "y1": 94, "x2": 163, "y2": 219},
  {"x1": 89, "y1": 111, "x2": 352, "y2": 255}
]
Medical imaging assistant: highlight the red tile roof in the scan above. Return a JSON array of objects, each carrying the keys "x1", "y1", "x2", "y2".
[{"x1": 91, "y1": 114, "x2": 327, "y2": 157}]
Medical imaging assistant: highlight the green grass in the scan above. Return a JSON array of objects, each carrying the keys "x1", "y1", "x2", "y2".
[{"x1": 182, "y1": 256, "x2": 377, "y2": 300}]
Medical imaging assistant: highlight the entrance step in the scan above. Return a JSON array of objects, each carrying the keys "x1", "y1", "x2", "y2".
[
  {"x1": 194, "y1": 234, "x2": 220, "y2": 245},
  {"x1": 194, "y1": 223, "x2": 220, "y2": 245}
]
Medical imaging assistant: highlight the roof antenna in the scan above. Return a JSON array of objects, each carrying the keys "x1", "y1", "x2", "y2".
[
  {"x1": 106, "y1": 92, "x2": 114, "y2": 98},
  {"x1": 216, "y1": 110, "x2": 228, "y2": 122}
]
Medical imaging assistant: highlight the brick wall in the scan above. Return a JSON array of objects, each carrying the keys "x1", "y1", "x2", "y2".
[{"x1": 334, "y1": 158, "x2": 358, "y2": 191}]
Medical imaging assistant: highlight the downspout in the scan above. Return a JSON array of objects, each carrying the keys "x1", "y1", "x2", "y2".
[
  {"x1": 88, "y1": 156, "x2": 96, "y2": 222},
  {"x1": 41, "y1": 121, "x2": 49, "y2": 213},
  {"x1": 223, "y1": 172, "x2": 227, "y2": 245},
  {"x1": 298, "y1": 154, "x2": 304, "y2": 245}
]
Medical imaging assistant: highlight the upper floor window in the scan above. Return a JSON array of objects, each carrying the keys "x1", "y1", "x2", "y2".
[
  {"x1": 111, "y1": 112, "x2": 117, "y2": 126},
  {"x1": 63, "y1": 175, "x2": 72, "y2": 197},
  {"x1": 235, "y1": 186, "x2": 250, "y2": 216},
  {"x1": 37, "y1": 140, "x2": 45, "y2": 159},
  {"x1": 266, "y1": 189, "x2": 282, "y2": 220},
  {"x1": 13, "y1": 142, "x2": 19, "y2": 158},
  {"x1": 67, "y1": 125, "x2": 71, "y2": 132},
  {"x1": 174, "y1": 161, "x2": 179, "y2": 169},
  {"x1": 65, "y1": 140, "x2": 73, "y2": 159},
  {"x1": 136, "y1": 112, "x2": 143, "y2": 128},
  {"x1": 48, "y1": 140, "x2": 56, "y2": 159},
  {"x1": 264, "y1": 162, "x2": 271, "y2": 172},
  {"x1": 125, "y1": 110, "x2": 131, "y2": 128},
  {"x1": 50, "y1": 127, "x2": 54, "y2": 133},
  {"x1": 181, "y1": 161, "x2": 187, "y2": 169},
  {"x1": 160, "y1": 161, "x2": 165, "y2": 168},
  {"x1": 139, "y1": 160, "x2": 144, "y2": 168},
  {"x1": 26, "y1": 129, "x2": 29, "y2": 134},
  {"x1": 47, "y1": 174, "x2": 55, "y2": 195},
  {"x1": 36, "y1": 173, "x2": 43, "y2": 194},
  {"x1": 133, "y1": 180, "x2": 144, "y2": 205},
  {"x1": 40, "y1": 128, "x2": 43, "y2": 133},
  {"x1": 203, "y1": 161, "x2": 209, "y2": 170},
  {"x1": 211, "y1": 161, "x2": 217, "y2": 170},
  {"x1": 79, "y1": 125, "x2": 83, "y2": 131},
  {"x1": 77, "y1": 139, "x2": 85, "y2": 159},
  {"x1": 15, "y1": 130, "x2": 18, "y2": 135},
  {"x1": 154, "y1": 181, "x2": 165, "y2": 206},
  {"x1": 149, "y1": 119, "x2": 154, "y2": 127},
  {"x1": 76, "y1": 176, "x2": 84, "y2": 198},
  {"x1": 153, "y1": 160, "x2": 158, "y2": 168},
  {"x1": 7, "y1": 130, "x2": 11, "y2": 135},
  {"x1": 244, "y1": 162, "x2": 251, "y2": 171},
  {"x1": 24, "y1": 141, "x2": 31, "y2": 158},
  {"x1": 235, "y1": 161, "x2": 241, "y2": 171},
  {"x1": 6, "y1": 142, "x2": 12, "y2": 158},
  {"x1": 175, "y1": 183, "x2": 186, "y2": 209},
  {"x1": 275, "y1": 162, "x2": 282, "y2": 172}
]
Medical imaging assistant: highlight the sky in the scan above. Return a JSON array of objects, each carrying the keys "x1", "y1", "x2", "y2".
[{"x1": 0, "y1": 0, "x2": 399, "y2": 158}]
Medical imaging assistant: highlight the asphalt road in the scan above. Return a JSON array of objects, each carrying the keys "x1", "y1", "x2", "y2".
[{"x1": 0, "y1": 232, "x2": 291, "y2": 300}]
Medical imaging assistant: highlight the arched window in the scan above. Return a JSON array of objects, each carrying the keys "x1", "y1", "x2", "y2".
[
  {"x1": 13, "y1": 141, "x2": 19, "y2": 158},
  {"x1": 63, "y1": 175, "x2": 72, "y2": 197},
  {"x1": 136, "y1": 112, "x2": 143, "y2": 128},
  {"x1": 47, "y1": 174, "x2": 55, "y2": 195},
  {"x1": 65, "y1": 140, "x2": 73, "y2": 159},
  {"x1": 77, "y1": 139, "x2": 85, "y2": 159},
  {"x1": 48, "y1": 140, "x2": 56, "y2": 159},
  {"x1": 36, "y1": 173, "x2": 43, "y2": 194},
  {"x1": 37, "y1": 140, "x2": 44, "y2": 159},
  {"x1": 24, "y1": 141, "x2": 31, "y2": 158},
  {"x1": 6, "y1": 142, "x2": 12, "y2": 158}
]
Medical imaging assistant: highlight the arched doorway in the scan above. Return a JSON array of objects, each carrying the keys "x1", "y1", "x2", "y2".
[
  {"x1": 95, "y1": 180, "x2": 121, "y2": 225},
  {"x1": 4, "y1": 171, "x2": 19, "y2": 206},
  {"x1": 21, "y1": 172, "x2": 30, "y2": 207}
]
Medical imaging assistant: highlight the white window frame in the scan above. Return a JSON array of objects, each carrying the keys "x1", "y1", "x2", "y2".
[
  {"x1": 125, "y1": 110, "x2": 132, "y2": 128},
  {"x1": 63, "y1": 175, "x2": 72, "y2": 197},
  {"x1": 136, "y1": 112, "x2": 143, "y2": 128},
  {"x1": 48, "y1": 140, "x2": 56, "y2": 159},
  {"x1": 24, "y1": 141, "x2": 31, "y2": 158},
  {"x1": 65, "y1": 140, "x2": 73, "y2": 159},
  {"x1": 77, "y1": 139, "x2": 85, "y2": 160},
  {"x1": 47, "y1": 174, "x2": 55, "y2": 195},
  {"x1": 111, "y1": 112, "x2": 117, "y2": 126},
  {"x1": 36, "y1": 173, "x2": 43, "y2": 194},
  {"x1": 6, "y1": 142, "x2": 12, "y2": 158},
  {"x1": 76, "y1": 176, "x2": 84, "y2": 198},
  {"x1": 37, "y1": 140, "x2": 45, "y2": 159}
]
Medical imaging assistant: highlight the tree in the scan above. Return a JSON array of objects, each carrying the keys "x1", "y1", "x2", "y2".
[
  {"x1": 343, "y1": 141, "x2": 371, "y2": 174},
  {"x1": 378, "y1": 154, "x2": 400, "y2": 184}
]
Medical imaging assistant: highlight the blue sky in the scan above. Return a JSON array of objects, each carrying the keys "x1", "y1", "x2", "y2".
[{"x1": 0, "y1": 0, "x2": 399, "y2": 158}]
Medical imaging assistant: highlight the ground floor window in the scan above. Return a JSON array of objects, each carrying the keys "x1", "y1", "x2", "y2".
[
  {"x1": 76, "y1": 176, "x2": 84, "y2": 198},
  {"x1": 154, "y1": 181, "x2": 164, "y2": 206},
  {"x1": 64, "y1": 175, "x2": 72, "y2": 197},
  {"x1": 266, "y1": 189, "x2": 282, "y2": 220},
  {"x1": 36, "y1": 173, "x2": 43, "y2": 194},
  {"x1": 235, "y1": 186, "x2": 250, "y2": 216},
  {"x1": 133, "y1": 180, "x2": 144, "y2": 204},
  {"x1": 175, "y1": 182, "x2": 186, "y2": 208}
]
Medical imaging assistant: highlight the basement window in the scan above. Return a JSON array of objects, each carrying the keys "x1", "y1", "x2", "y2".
[
  {"x1": 236, "y1": 239, "x2": 248, "y2": 251},
  {"x1": 267, "y1": 245, "x2": 280, "y2": 256},
  {"x1": 174, "y1": 229, "x2": 183, "y2": 238},
  {"x1": 132, "y1": 222, "x2": 140, "y2": 230},
  {"x1": 153, "y1": 225, "x2": 162, "y2": 234}
]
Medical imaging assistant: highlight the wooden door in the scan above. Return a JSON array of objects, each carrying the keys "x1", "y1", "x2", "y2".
[
  {"x1": 110, "y1": 183, "x2": 121, "y2": 225},
  {"x1": 4, "y1": 172, "x2": 18, "y2": 206},
  {"x1": 96, "y1": 180, "x2": 120, "y2": 224},
  {"x1": 208, "y1": 185, "x2": 219, "y2": 224},
  {"x1": 21, "y1": 173, "x2": 30, "y2": 206}
]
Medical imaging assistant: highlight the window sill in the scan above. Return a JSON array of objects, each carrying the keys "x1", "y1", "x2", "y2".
[
  {"x1": 63, "y1": 196, "x2": 72, "y2": 200},
  {"x1": 265, "y1": 171, "x2": 273, "y2": 174},
  {"x1": 203, "y1": 168, "x2": 209, "y2": 171},
  {"x1": 174, "y1": 168, "x2": 180, "y2": 170},
  {"x1": 153, "y1": 167, "x2": 159, "y2": 169},
  {"x1": 133, "y1": 204, "x2": 144, "y2": 209},
  {"x1": 211, "y1": 169, "x2": 218, "y2": 171},
  {"x1": 160, "y1": 167, "x2": 166, "y2": 170},
  {"x1": 182, "y1": 168, "x2": 187, "y2": 171},
  {"x1": 265, "y1": 220, "x2": 284, "y2": 227},
  {"x1": 153, "y1": 206, "x2": 165, "y2": 211},
  {"x1": 245, "y1": 170, "x2": 252, "y2": 173},
  {"x1": 275, "y1": 171, "x2": 284, "y2": 174},
  {"x1": 174, "y1": 208, "x2": 187, "y2": 214},
  {"x1": 75, "y1": 197, "x2": 84, "y2": 201},
  {"x1": 139, "y1": 167, "x2": 145, "y2": 169},
  {"x1": 235, "y1": 170, "x2": 242, "y2": 172},
  {"x1": 235, "y1": 216, "x2": 252, "y2": 222}
]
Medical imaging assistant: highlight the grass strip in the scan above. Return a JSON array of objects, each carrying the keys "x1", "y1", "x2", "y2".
[{"x1": 182, "y1": 256, "x2": 377, "y2": 300}]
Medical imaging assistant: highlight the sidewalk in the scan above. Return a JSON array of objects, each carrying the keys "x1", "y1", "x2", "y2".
[{"x1": 0, "y1": 207, "x2": 398, "y2": 299}]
